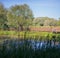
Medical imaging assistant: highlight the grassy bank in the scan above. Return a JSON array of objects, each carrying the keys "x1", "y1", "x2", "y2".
[{"x1": 0, "y1": 30, "x2": 60, "y2": 40}]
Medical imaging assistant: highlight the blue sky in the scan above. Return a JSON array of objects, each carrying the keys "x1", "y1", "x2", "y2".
[{"x1": 0, "y1": 0, "x2": 60, "y2": 19}]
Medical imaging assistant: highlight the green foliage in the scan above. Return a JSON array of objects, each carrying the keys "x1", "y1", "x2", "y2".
[
  {"x1": 0, "y1": 31, "x2": 60, "y2": 41},
  {"x1": 33, "y1": 17, "x2": 58, "y2": 26},
  {"x1": 7, "y1": 4, "x2": 34, "y2": 29},
  {"x1": 0, "y1": 3, "x2": 7, "y2": 29},
  {"x1": 0, "y1": 3, "x2": 60, "y2": 30}
]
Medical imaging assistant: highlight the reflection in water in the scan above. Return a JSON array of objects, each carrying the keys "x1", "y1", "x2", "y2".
[
  {"x1": 0, "y1": 39, "x2": 60, "y2": 58},
  {"x1": 1, "y1": 39, "x2": 60, "y2": 50}
]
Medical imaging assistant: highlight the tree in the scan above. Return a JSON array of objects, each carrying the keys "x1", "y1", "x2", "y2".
[
  {"x1": 57, "y1": 18, "x2": 60, "y2": 26},
  {"x1": 0, "y1": 3, "x2": 7, "y2": 29},
  {"x1": 7, "y1": 4, "x2": 33, "y2": 30},
  {"x1": 33, "y1": 17, "x2": 57, "y2": 26},
  {"x1": 44, "y1": 18, "x2": 57, "y2": 26},
  {"x1": 33, "y1": 17, "x2": 46, "y2": 26},
  {"x1": 7, "y1": 4, "x2": 34, "y2": 38}
]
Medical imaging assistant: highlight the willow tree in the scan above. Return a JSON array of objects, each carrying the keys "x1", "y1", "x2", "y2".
[{"x1": 7, "y1": 4, "x2": 34, "y2": 38}]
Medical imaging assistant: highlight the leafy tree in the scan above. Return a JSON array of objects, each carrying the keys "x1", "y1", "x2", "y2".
[
  {"x1": 33, "y1": 17, "x2": 46, "y2": 26},
  {"x1": 0, "y1": 3, "x2": 7, "y2": 29},
  {"x1": 7, "y1": 4, "x2": 34, "y2": 30},
  {"x1": 57, "y1": 18, "x2": 60, "y2": 26},
  {"x1": 33, "y1": 17, "x2": 57, "y2": 26},
  {"x1": 44, "y1": 18, "x2": 57, "y2": 26}
]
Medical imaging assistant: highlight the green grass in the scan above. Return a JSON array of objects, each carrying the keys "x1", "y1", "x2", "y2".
[
  {"x1": 0, "y1": 30, "x2": 60, "y2": 40},
  {"x1": 0, "y1": 30, "x2": 52, "y2": 36}
]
